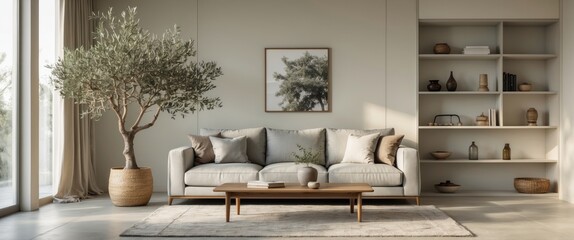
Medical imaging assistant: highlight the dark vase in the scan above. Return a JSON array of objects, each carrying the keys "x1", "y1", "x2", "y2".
[
  {"x1": 503, "y1": 143, "x2": 511, "y2": 160},
  {"x1": 427, "y1": 80, "x2": 441, "y2": 91},
  {"x1": 469, "y1": 141, "x2": 478, "y2": 160},
  {"x1": 446, "y1": 71, "x2": 457, "y2": 91}
]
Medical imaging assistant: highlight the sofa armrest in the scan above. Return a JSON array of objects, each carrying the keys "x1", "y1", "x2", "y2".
[
  {"x1": 396, "y1": 147, "x2": 420, "y2": 196},
  {"x1": 168, "y1": 146, "x2": 195, "y2": 196}
]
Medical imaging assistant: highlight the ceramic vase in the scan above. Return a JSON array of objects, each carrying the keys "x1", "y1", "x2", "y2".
[
  {"x1": 527, "y1": 108, "x2": 538, "y2": 126},
  {"x1": 478, "y1": 74, "x2": 489, "y2": 92},
  {"x1": 427, "y1": 80, "x2": 442, "y2": 91},
  {"x1": 446, "y1": 71, "x2": 457, "y2": 91},
  {"x1": 433, "y1": 43, "x2": 450, "y2": 54},
  {"x1": 297, "y1": 166, "x2": 318, "y2": 186},
  {"x1": 475, "y1": 113, "x2": 488, "y2": 126}
]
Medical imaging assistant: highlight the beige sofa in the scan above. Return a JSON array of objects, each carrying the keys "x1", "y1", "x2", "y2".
[{"x1": 167, "y1": 127, "x2": 420, "y2": 204}]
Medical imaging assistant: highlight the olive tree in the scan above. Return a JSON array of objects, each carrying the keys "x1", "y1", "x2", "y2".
[{"x1": 49, "y1": 7, "x2": 222, "y2": 169}]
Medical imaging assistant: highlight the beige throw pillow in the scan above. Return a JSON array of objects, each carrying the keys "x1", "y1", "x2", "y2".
[
  {"x1": 375, "y1": 135, "x2": 405, "y2": 165},
  {"x1": 209, "y1": 136, "x2": 249, "y2": 164},
  {"x1": 188, "y1": 133, "x2": 221, "y2": 165},
  {"x1": 341, "y1": 133, "x2": 380, "y2": 164}
]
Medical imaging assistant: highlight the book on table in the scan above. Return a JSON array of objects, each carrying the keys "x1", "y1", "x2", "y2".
[{"x1": 247, "y1": 181, "x2": 285, "y2": 188}]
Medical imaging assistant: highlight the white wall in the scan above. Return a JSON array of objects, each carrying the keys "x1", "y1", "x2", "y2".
[
  {"x1": 419, "y1": 0, "x2": 559, "y2": 19},
  {"x1": 93, "y1": 0, "x2": 418, "y2": 192},
  {"x1": 561, "y1": 0, "x2": 574, "y2": 203}
]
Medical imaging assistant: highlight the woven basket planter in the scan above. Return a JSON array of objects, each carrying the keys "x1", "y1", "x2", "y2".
[
  {"x1": 109, "y1": 167, "x2": 153, "y2": 206},
  {"x1": 514, "y1": 177, "x2": 550, "y2": 194}
]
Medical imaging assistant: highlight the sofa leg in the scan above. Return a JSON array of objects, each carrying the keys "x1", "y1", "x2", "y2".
[
  {"x1": 168, "y1": 197, "x2": 173, "y2": 205},
  {"x1": 415, "y1": 197, "x2": 420, "y2": 206}
]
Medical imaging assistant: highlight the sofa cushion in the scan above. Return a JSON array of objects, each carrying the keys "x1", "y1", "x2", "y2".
[
  {"x1": 259, "y1": 162, "x2": 328, "y2": 183},
  {"x1": 326, "y1": 128, "x2": 394, "y2": 167},
  {"x1": 201, "y1": 127, "x2": 266, "y2": 165},
  {"x1": 209, "y1": 136, "x2": 249, "y2": 163},
  {"x1": 328, "y1": 163, "x2": 402, "y2": 187},
  {"x1": 266, "y1": 128, "x2": 326, "y2": 165},
  {"x1": 188, "y1": 133, "x2": 220, "y2": 165},
  {"x1": 375, "y1": 135, "x2": 405, "y2": 165},
  {"x1": 341, "y1": 133, "x2": 380, "y2": 164},
  {"x1": 184, "y1": 163, "x2": 262, "y2": 187}
]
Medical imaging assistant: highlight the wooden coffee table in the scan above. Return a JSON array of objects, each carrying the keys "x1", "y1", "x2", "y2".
[{"x1": 213, "y1": 183, "x2": 373, "y2": 222}]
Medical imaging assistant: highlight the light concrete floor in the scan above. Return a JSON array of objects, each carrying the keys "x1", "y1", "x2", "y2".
[{"x1": 0, "y1": 193, "x2": 573, "y2": 240}]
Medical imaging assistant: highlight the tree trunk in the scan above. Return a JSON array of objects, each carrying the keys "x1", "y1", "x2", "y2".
[
  {"x1": 122, "y1": 132, "x2": 139, "y2": 169},
  {"x1": 318, "y1": 99, "x2": 325, "y2": 111}
]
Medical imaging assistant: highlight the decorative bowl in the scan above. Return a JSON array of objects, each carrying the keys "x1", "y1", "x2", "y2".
[
  {"x1": 435, "y1": 180, "x2": 461, "y2": 193},
  {"x1": 435, "y1": 184, "x2": 461, "y2": 193},
  {"x1": 514, "y1": 177, "x2": 549, "y2": 194},
  {"x1": 433, "y1": 43, "x2": 451, "y2": 54},
  {"x1": 518, "y1": 83, "x2": 532, "y2": 91},
  {"x1": 430, "y1": 151, "x2": 451, "y2": 160},
  {"x1": 307, "y1": 181, "x2": 320, "y2": 189}
]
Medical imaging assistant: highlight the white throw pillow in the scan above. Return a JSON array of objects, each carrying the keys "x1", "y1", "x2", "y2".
[
  {"x1": 209, "y1": 136, "x2": 249, "y2": 164},
  {"x1": 341, "y1": 133, "x2": 380, "y2": 164}
]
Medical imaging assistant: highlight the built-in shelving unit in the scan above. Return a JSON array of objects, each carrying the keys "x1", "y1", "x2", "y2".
[{"x1": 418, "y1": 19, "x2": 560, "y2": 195}]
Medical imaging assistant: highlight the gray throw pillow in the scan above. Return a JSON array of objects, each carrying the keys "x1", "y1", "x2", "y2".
[
  {"x1": 266, "y1": 128, "x2": 326, "y2": 165},
  {"x1": 326, "y1": 128, "x2": 394, "y2": 166},
  {"x1": 341, "y1": 133, "x2": 380, "y2": 164},
  {"x1": 209, "y1": 136, "x2": 249, "y2": 164},
  {"x1": 375, "y1": 134, "x2": 405, "y2": 165},
  {"x1": 187, "y1": 133, "x2": 221, "y2": 165},
  {"x1": 201, "y1": 127, "x2": 266, "y2": 165}
]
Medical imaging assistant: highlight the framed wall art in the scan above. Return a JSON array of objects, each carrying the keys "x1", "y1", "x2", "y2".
[{"x1": 265, "y1": 48, "x2": 330, "y2": 112}]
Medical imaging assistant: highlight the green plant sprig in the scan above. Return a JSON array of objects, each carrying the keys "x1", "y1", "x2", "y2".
[{"x1": 292, "y1": 144, "x2": 321, "y2": 167}]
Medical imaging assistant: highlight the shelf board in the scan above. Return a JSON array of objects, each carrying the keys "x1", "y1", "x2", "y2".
[
  {"x1": 422, "y1": 190, "x2": 558, "y2": 197},
  {"x1": 502, "y1": 91, "x2": 557, "y2": 95},
  {"x1": 419, "y1": 20, "x2": 501, "y2": 26},
  {"x1": 419, "y1": 126, "x2": 557, "y2": 130},
  {"x1": 421, "y1": 159, "x2": 557, "y2": 163},
  {"x1": 419, "y1": 54, "x2": 500, "y2": 60},
  {"x1": 418, "y1": 91, "x2": 557, "y2": 96},
  {"x1": 419, "y1": 91, "x2": 500, "y2": 95},
  {"x1": 503, "y1": 54, "x2": 557, "y2": 60}
]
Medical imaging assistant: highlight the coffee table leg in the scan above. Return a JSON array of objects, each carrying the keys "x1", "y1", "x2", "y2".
[
  {"x1": 225, "y1": 193, "x2": 231, "y2": 222},
  {"x1": 357, "y1": 193, "x2": 363, "y2": 222},
  {"x1": 349, "y1": 198, "x2": 354, "y2": 213},
  {"x1": 236, "y1": 197, "x2": 241, "y2": 215}
]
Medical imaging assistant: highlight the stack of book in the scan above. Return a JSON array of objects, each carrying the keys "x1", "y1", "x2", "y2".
[
  {"x1": 503, "y1": 72, "x2": 517, "y2": 91},
  {"x1": 463, "y1": 46, "x2": 490, "y2": 55},
  {"x1": 247, "y1": 181, "x2": 285, "y2": 188},
  {"x1": 488, "y1": 109, "x2": 498, "y2": 126}
]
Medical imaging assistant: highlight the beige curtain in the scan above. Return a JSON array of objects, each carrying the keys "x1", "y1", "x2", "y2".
[{"x1": 54, "y1": 0, "x2": 103, "y2": 203}]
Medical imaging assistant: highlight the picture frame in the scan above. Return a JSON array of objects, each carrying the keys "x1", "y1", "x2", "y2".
[{"x1": 265, "y1": 48, "x2": 330, "y2": 112}]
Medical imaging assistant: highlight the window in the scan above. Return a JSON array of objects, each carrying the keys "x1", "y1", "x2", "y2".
[
  {"x1": 0, "y1": 0, "x2": 17, "y2": 209},
  {"x1": 39, "y1": 0, "x2": 57, "y2": 199}
]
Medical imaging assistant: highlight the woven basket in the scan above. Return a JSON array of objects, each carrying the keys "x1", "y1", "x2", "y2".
[
  {"x1": 109, "y1": 167, "x2": 153, "y2": 206},
  {"x1": 513, "y1": 177, "x2": 550, "y2": 194}
]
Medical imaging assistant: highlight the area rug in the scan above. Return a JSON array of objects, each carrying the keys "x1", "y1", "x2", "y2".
[{"x1": 121, "y1": 204, "x2": 473, "y2": 237}]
